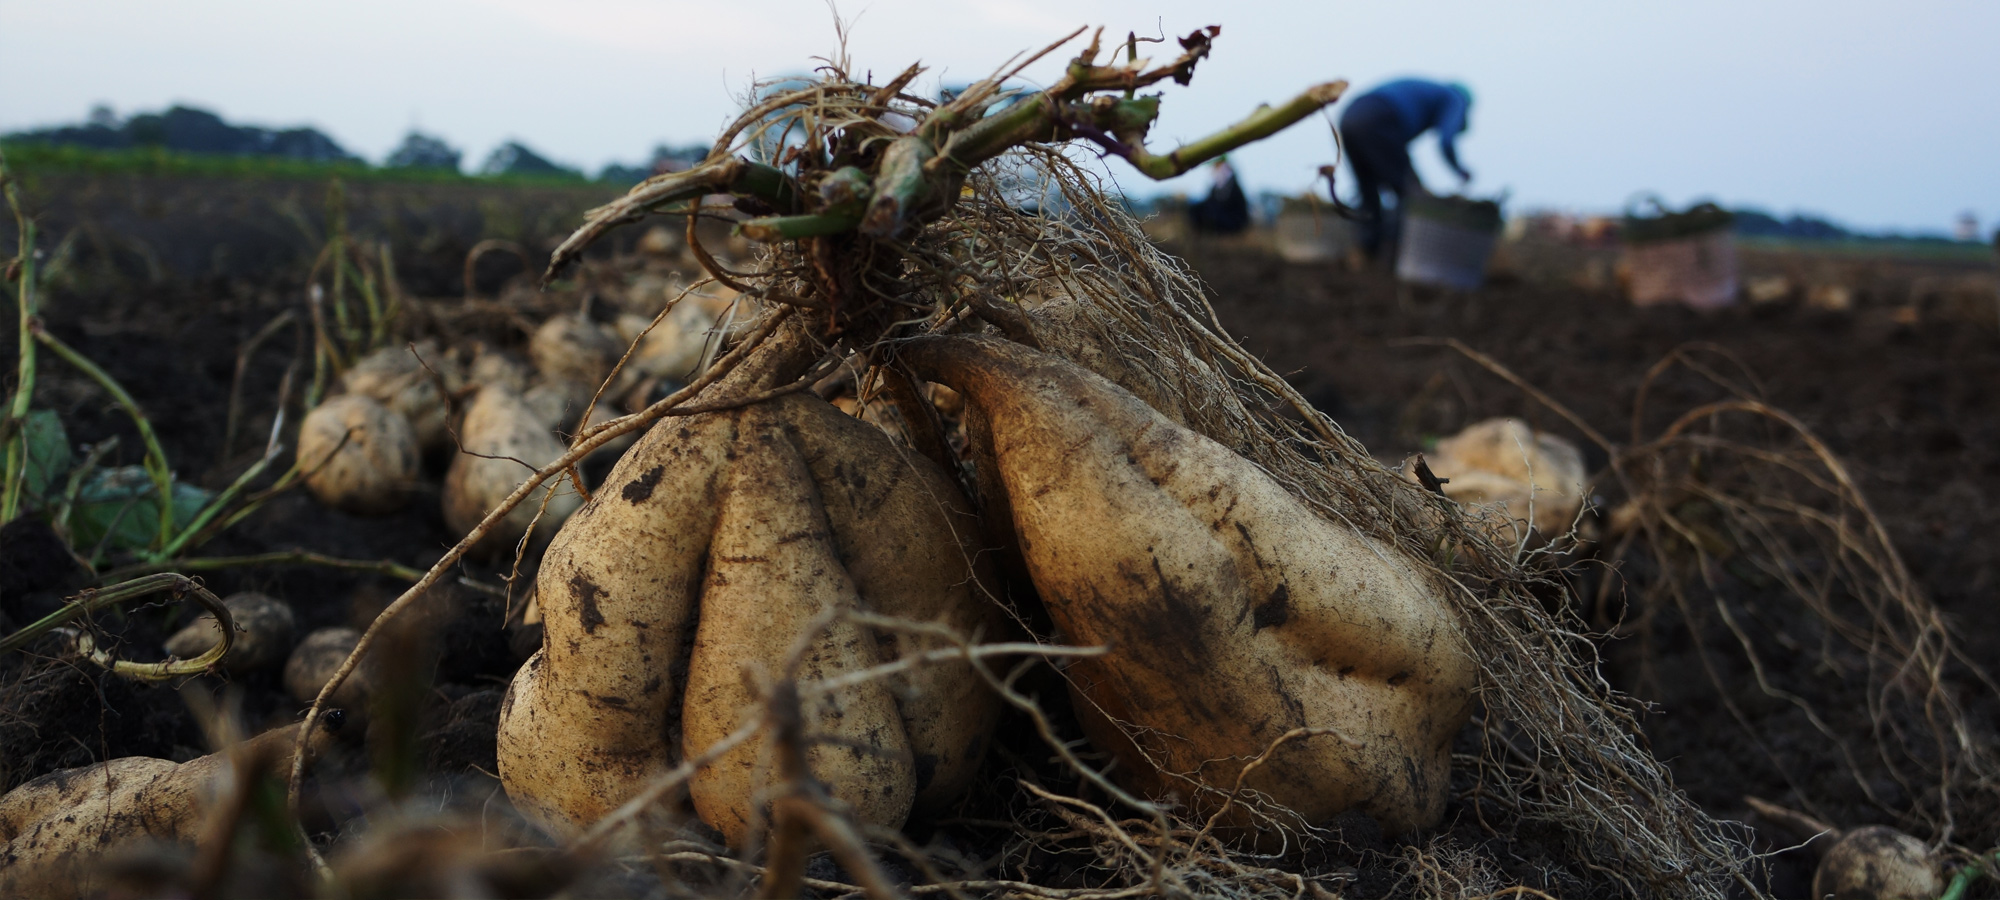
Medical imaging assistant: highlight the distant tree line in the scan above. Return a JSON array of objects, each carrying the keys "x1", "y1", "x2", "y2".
[{"x1": 4, "y1": 104, "x2": 708, "y2": 184}]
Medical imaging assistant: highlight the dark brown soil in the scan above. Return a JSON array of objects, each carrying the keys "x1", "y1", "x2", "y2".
[
  {"x1": 1181, "y1": 237, "x2": 2000, "y2": 893},
  {"x1": 4, "y1": 172, "x2": 1997, "y2": 897}
]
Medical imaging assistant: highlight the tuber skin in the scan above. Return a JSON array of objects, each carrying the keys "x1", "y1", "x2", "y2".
[
  {"x1": 0, "y1": 723, "x2": 334, "y2": 896},
  {"x1": 529, "y1": 312, "x2": 624, "y2": 388},
  {"x1": 340, "y1": 341, "x2": 461, "y2": 453},
  {"x1": 298, "y1": 394, "x2": 422, "y2": 515},
  {"x1": 442, "y1": 386, "x2": 582, "y2": 549},
  {"x1": 163, "y1": 591, "x2": 297, "y2": 674},
  {"x1": 1416, "y1": 417, "x2": 1588, "y2": 547},
  {"x1": 497, "y1": 334, "x2": 1006, "y2": 848},
  {"x1": 899, "y1": 334, "x2": 1476, "y2": 842},
  {"x1": 285, "y1": 626, "x2": 372, "y2": 709},
  {"x1": 1812, "y1": 826, "x2": 1943, "y2": 900}
]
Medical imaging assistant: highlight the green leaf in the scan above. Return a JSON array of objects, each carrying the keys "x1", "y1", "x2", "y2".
[
  {"x1": 18, "y1": 410, "x2": 70, "y2": 505},
  {"x1": 67, "y1": 465, "x2": 212, "y2": 556}
]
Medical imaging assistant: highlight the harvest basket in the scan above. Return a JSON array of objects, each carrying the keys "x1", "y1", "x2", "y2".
[
  {"x1": 1273, "y1": 199, "x2": 1354, "y2": 263},
  {"x1": 1396, "y1": 193, "x2": 1502, "y2": 290},
  {"x1": 1623, "y1": 200, "x2": 1738, "y2": 309}
]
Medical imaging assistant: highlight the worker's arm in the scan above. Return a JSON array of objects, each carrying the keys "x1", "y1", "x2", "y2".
[{"x1": 1435, "y1": 92, "x2": 1472, "y2": 183}]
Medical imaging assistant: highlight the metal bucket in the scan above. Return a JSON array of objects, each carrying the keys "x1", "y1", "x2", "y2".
[
  {"x1": 1397, "y1": 215, "x2": 1499, "y2": 290},
  {"x1": 1274, "y1": 210, "x2": 1353, "y2": 263},
  {"x1": 1624, "y1": 229, "x2": 1739, "y2": 309}
]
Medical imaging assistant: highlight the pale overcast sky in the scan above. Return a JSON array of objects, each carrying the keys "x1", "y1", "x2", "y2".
[{"x1": 3, "y1": 0, "x2": 1995, "y2": 233}]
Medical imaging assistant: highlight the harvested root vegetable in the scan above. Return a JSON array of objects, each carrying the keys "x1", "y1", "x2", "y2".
[
  {"x1": 0, "y1": 723, "x2": 332, "y2": 896},
  {"x1": 523, "y1": 377, "x2": 595, "y2": 433},
  {"x1": 285, "y1": 626, "x2": 372, "y2": 708},
  {"x1": 162, "y1": 591, "x2": 297, "y2": 673},
  {"x1": 340, "y1": 342, "x2": 461, "y2": 452},
  {"x1": 901, "y1": 334, "x2": 1475, "y2": 840},
  {"x1": 498, "y1": 346, "x2": 1005, "y2": 848},
  {"x1": 530, "y1": 313, "x2": 624, "y2": 387},
  {"x1": 1412, "y1": 417, "x2": 1588, "y2": 546},
  {"x1": 298, "y1": 395, "x2": 422, "y2": 515},
  {"x1": 468, "y1": 346, "x2": 534, "y2": 394},
  {"x1": 614, "y1": 289, "x2": 744, "y2": 382},
  {"x1": 442, "y1": 386, "x2": 582, "y2": 548},
  {"x1": 1812, "y1": 826, "x2": 1942, "y2": 900}
]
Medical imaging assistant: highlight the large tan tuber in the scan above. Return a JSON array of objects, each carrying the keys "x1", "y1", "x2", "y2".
[
  {"x1": 497, "y1": 340, "x2": 1005, "y2": 848},
  {"x1": 614, "y1": 288, "x2": 750, "y2": 382},
  {"x1": 901, "y1": 334, "x2": 1476, "y2": 840},
  {"x1": 285, "y1": 626, "x2": 374, "y2": 709},
  {"x1": 340, "y1": 341, "x2": 462, "y2": 452},
  {"x1": 0, "y1": 724, "x2": 332, "y2": 896},
  {"x1": 1411, "y1": 417, "x2": 1588, "y2": 547},
  {"x1": 529, "y1": 312, "x2": 624, "y2": 388},
  {"x1": 1812, "y1": 826, "x2": 1943, "y2": 900},
  {"x1": 163, "y1": 591, "x2": 297, "y2": 673},
  {"x1": 298, "y1": 395, "x2": 422, "y2": 515},
  {"x1": 442, "y1": 386, "x2": 582, "y2": 548}
]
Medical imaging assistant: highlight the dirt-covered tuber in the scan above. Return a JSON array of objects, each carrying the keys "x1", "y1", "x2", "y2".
[
  {"x1": 497, "y1": 339, "x2": 1005, "y2": 848},
  {"x1": 162, "y1": 591, "x2": 297, "y2": 673},
  {"x1": 298, "y1": 395, "x2": 422, "y2": 515},
  {"x1": 340, "y1": 341, "x2": 462, "y2": 453},
  {"x1": 901, "y1": 334, "x2": 1476, "y2": 841},
  {"x1": 442, "y1": 386, "x2": 582, "y2": 548},
  {"x1": 1412, "y1": 417, "x2": 1588, "y2": 547},
  {"x1": 0, "y1": 724, "x2": 331, "y2": 896},
  {"x1": 285, "y1": 626, "x2": 372, "y2": 709},
  {"x1": 1812, "y1": 826, "x2": 1943, "y2": 900}
]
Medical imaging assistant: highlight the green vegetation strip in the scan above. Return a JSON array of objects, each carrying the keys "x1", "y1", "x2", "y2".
[{"x1": 0, "y1": 141, "x2": 613, "y2": 188}]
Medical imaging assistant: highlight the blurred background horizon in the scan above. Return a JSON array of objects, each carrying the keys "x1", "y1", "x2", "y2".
[{"x1": 3, "y1": 0, "x2": 1995, "y2": 237}]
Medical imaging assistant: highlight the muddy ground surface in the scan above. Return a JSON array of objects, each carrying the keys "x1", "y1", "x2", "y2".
[
  {"x1": 3, "y1": 174, "x2": 1997, "y2": 897},
  {"x1": 1184, "y1": 237, "x2": 2000, "y2": 892}
]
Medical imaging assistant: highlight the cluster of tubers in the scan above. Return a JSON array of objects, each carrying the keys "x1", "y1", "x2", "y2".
[
  {"x1": 497, "y1": 334, "x2": 1006, "y2": 847},
  {"x1": 492, "y1": 322, "x2": 1479, "y2": 848},
  {"x1": 296, "y1": 285, "x2": 746, "y2": 549}
]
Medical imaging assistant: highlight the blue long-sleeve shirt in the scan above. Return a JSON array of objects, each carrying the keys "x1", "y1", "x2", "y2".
[{"x1": 1354, "y1": 79, "x2": 1470, "y2": 176}]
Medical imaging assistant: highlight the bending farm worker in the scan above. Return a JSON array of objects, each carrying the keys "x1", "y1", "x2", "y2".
[
  {"x1": 1337, "y1": 78, "x2": 1474, "y2": 259},
  {"x1": 1188, "y1": 155, "x2": 1251, "y2": 235}
]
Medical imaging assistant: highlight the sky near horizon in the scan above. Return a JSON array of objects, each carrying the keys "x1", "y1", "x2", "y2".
[{"x1": 2, "y1": 0, "x2": 1995, "y2": 234}]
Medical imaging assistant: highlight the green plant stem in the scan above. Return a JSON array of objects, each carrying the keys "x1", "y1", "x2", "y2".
[
  {"x1": 52, "y1": 436, "x2": 116, "y2": 543},
  {"x1": 737, "y1": 212, "x2": 865, "y2": 242},
  {"x1": 2, "y1": 142, "x2": 36, "y2": 522},
  {"x1": 0, "y1": 573, "x2": 233, "y2": 683},
  {"x1": 154, "y1": 446, "x2": 284, "y2": 560},
  {"x1": 1122, "y1": 81, "x2": 1348, "y2": 179},
  {"x1": 2, "y1": 219, "x2": 33, "y2": 521},
  {"x1": 99, "y1": 550, "x2": 428, "y2": 585},
  {"x1": 1937, "y1": 852, "x2": 1998, "y2": 900},
  {"x1": 29, "y1": 320, "x2": 175, "y2": 546},
  {"x1": 162, "y1": 459, "x2": 303, "y2": 560}
]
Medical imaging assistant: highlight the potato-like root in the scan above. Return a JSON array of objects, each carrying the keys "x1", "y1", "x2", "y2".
[
  {"x1": 163, "y1": 591, "x2": 297, "y2": 673},
  {"x1": 614, "y1": 288, "x2": 751, "y2": 382},
  {"x1": 0, "y1": 724, "x2": 329, "y2": 896},
  {"x1": 285, "y1": 626, "x2": 373, "y2": 709},
  {"x1": 900, "y1": 334, "x2": 1476, "y2": 841},
  {"x1": 341, "y1": 341, "x2": 462, "y2": 453},
  {"x1": 530, "y1": 313, "x2": 624, "y2": 387},
  {"x1": 299, "y1": 395, "x2": 421, "y2": 515},
  {"x1": 497, "y1": 383, "x2": 1005, "y2": 848},
  {"x1": 1411, "y1": 417, "x2": 1588, "y2": 547},
  {"x1": 442, "y1": 386, "x2": 582, "y2": 548},
  {"x1": 1812, "y1": 826, "x2": 1942, "y2": 900}
]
